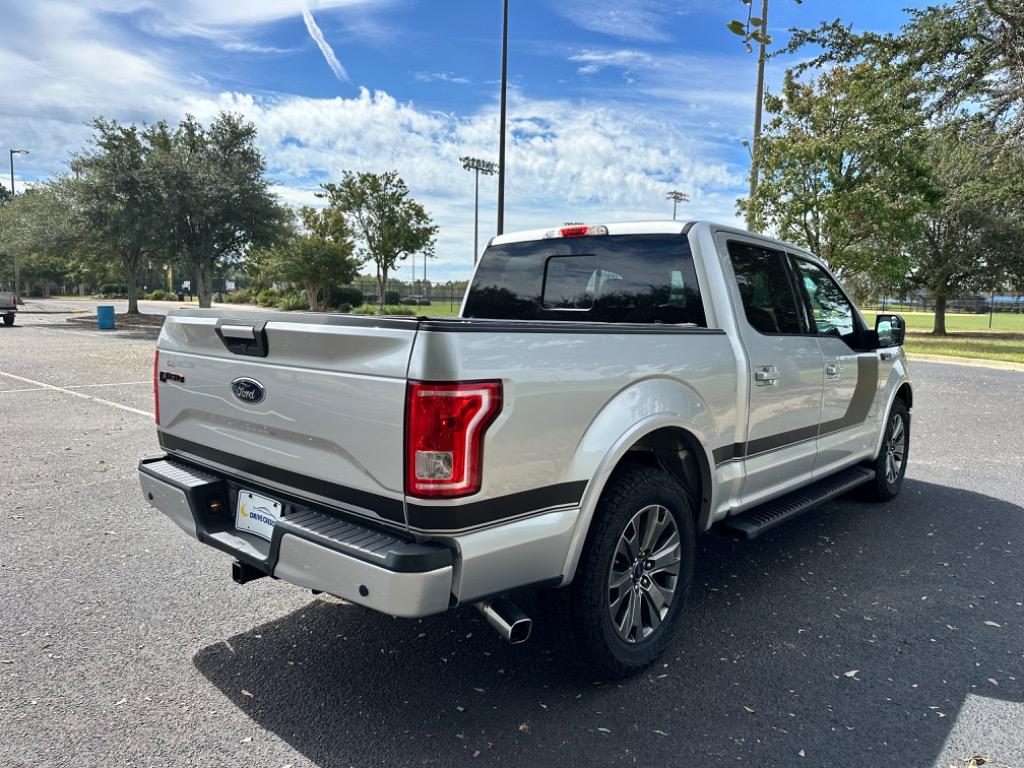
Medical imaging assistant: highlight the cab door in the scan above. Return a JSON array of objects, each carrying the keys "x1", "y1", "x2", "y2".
[
  {"x1": 719, "y1": 236, "x2": 825, "y2": 506},
  {"x1": 787, "y1": 254, "x2": 880, "y2": 477}
]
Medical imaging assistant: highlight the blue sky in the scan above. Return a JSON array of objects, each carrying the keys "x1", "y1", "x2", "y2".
[{"x1": 2, "y1": 0, "x2": 925, "y2": 280}]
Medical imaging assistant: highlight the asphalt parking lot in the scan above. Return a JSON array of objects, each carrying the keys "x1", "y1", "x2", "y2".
[{"x1": 2, "y1": 307, "x2": 1022, "y2": 768}]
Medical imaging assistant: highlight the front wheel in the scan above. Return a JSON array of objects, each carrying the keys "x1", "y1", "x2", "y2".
[
  {"x1": 865, "y1": 399, "x2": 910, "y2": 501},
  {"x1": 559, "y1": 464, "x2": 696, "y2": 678}
]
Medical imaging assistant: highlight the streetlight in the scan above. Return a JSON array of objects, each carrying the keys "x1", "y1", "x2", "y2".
[
  {"x1": 497, "y1": 0, "x2": 509, "y2": 235},
  {"x1": 666, "y1": 190, "x2": 689, "y2": 220},
  {"x1": 9, "y1": 149, "x2": 29, "y2": 297},
  {"x1": 746, "y1": 0, "x2": 770, "y2": 232},
  {"x1": 461, "y1": 156, "x2": 498, "y2": 265}
]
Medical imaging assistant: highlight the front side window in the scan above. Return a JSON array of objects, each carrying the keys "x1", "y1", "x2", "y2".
[
  {"x1": 727, "y1": 241, "x2": 803, "y2": 334},
  {"x1": 790, "y1": 257, "x2": 856, "y2": 339},
  {"x1": 464, "y1": 234, "x2": 707, "y2": 325}
]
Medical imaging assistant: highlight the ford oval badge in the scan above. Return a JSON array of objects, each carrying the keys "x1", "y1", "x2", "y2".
[{"x1": 231, "y1": 377, "x2": 265, "y2": 404}]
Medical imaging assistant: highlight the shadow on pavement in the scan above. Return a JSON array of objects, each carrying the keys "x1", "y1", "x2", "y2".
[{"x1": 194, "y1": 480, "x2": 1023, "y2": 767}]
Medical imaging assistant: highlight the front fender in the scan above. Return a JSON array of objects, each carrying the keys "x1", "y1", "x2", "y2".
[
  {"x1": 873, "y1": 356, "x2": 912, "y2": 459},
  {"x1": 559, "y1": 376, "x2": 718, "y2": 584}
]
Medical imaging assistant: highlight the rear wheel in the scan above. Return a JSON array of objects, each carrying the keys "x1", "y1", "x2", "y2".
[
  {"x1": 558, "y1": 464, "x2": 695, "y2": 678},
  {"x1": 865, "y1": 399, "x2": 910, "y2": 501},
  {"x1": 3, "y1": 313, "x2": 13, "y2": 326}
]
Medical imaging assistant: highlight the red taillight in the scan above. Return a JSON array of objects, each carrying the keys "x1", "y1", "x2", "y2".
[
  {"x1": 560, "y1": 225, "x2": 589, "y2": 238},
  {"x1": 153, "y1": 349, "x2": 160, "y2": 425},
  {"x1": 405, "y1": 380, "x2": 502, "y2": 498}
]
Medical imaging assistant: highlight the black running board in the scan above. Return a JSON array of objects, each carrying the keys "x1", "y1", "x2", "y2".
[{"x1": 718, "y1": 467, "x2": 875, "y2": 540}]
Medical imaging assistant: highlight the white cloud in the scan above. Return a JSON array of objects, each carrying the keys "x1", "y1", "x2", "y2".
[
  {"x1": 569, "y1": 49, "x2": 654, "y2": 75},
  {"x1": 414, "y1": 72, "x2": 471, "y2": 85},
  {"x1": 301, "y1": 7, "x2": 349, "y2": 81},
  {"x1": 553, "y1": 0, "x2": 676, "y2": 42},
  {"x1": 175, "y1": 87, "x2": 743, "y2": 278}
]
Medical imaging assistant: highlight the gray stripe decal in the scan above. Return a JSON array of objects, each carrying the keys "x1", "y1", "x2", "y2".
[{"x1": 714, "y1": 355, "x2": 879, "y2": 464}]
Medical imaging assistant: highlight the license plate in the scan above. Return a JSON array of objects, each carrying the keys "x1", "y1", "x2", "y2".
[{"x1": 235, "y1": 491, "x2": 282, "y2": 541}]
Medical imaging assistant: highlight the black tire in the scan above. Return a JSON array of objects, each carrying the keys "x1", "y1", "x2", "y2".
[
  {"x1": 2, "y1": 314, "x2": 13, "y2": 327},
  {"x1": 555, "y1": 463, "x2": 696, "y2": 679},
  {"x1": 864, "y1": 399, "x2": 910, "y2": 501}
]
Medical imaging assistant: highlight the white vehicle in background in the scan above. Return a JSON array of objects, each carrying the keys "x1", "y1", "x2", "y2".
[
  {"x1": 0, "y1": 291, "x2": 17, "y2": 326},
  {"x1": 140, "y1": 220, "x2": 912, "y2": 677}
]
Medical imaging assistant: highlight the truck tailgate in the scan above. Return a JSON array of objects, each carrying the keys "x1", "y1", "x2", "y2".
[{"x1": 155, "y1": 309, "x2": 419, "y2": 528}]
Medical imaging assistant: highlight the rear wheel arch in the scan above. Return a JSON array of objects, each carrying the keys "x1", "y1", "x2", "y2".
[{"x1": 562, "y1": 420, "x2": 714, "y2": 585}]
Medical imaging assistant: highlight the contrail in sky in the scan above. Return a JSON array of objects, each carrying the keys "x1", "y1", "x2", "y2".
[{"x1": 302, "y1": 7, "x2": 349, "y2": 81}]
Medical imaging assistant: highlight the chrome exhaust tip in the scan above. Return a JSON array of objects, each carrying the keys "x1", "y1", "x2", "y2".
[{"x1": 476, "y1": 597, "x2": 532, "y2": 644}]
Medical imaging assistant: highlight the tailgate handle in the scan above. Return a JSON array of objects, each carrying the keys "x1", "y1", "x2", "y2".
[{"x1": 215, "y1": 320, "x2": 269, "y2": 357}]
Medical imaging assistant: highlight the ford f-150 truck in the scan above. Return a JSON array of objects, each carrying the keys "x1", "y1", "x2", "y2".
[
  {"x1": 1, "y1": 290, "x2": 17, "y2": 326},
  {"x1": 139, "y1": 220, "x2": 911, "y2": 677}
]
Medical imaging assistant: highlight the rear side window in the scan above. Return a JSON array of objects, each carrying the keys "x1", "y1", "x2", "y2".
[
  {"x1": 727, "y1": 241, "x2": 803, "y2": 335},
  {"x1": 464, "y1": 234, "x2": 707, "y2": 325}
]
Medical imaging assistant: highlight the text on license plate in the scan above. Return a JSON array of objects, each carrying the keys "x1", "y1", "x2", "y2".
[{"x1": 235, "y1": 491, "x2": 282, "y2": 541}]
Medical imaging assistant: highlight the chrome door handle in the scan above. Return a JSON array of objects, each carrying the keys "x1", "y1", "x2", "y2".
[
  {"x1": 825, "y1": 362, "x2": 840, "y2": 379},
  {"x1": 754, "y1": 365, "x2": 779, "y2": 385}
]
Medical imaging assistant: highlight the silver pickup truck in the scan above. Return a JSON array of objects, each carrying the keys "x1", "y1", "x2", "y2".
[
  {"x1": 0, "y1": 290, "x2": 17, "y2": 326},
  {"x1": 139, "y1": 220, "x2": 911, "y2": 677}
]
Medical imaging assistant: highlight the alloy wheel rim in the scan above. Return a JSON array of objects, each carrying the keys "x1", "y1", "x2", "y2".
[
  {"x1": 607, "y1": 504, "x2": 682, "y2": 643},
  {"x1": 885, "y1": 412, "x2": 906, "y2": 484}
]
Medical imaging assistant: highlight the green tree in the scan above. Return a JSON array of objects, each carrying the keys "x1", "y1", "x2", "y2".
[
  {"x1": 320, "y1": 171, "x2": 437, "y2": 307},
  {"x1": 789, "y1": 1, "x2": 1024, "y2": 136},
  {"x1": 0, "y1": 181, "x2": 85, "y2": 294},
  {"x1": 268, "y1": 206, "x2": 361, "y2": 311},
  {"x1": 147, "y1": 113, "x2": 285, "y2": 308},
  {"x1": 71, "y1": 118, "x2": 164, "y2": 313},
  {"x1": 906, "y1": 119, "x2": 1024, "y2": 334},
  {"x1": 740, "y1": 64, "x2": 935, "y2": 279}
]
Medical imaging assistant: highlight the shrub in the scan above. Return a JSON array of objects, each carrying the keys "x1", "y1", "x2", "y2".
[
  {"x1": 224, "y1": 288, "x2": 253, "y2": 304},
  {"x1": 99, "y1": 283, "x2": 126, "y2": 295},
  {"x1": 350, "y1": 304, "x2": 416, "y2": 316},
  {"x1": 328, "y1": 285, "x2": 364, "y2": 310},
  {"x1": 256, "y1": 288, "x2": 279, "y2": 307},
  {"x1": 384, "y1": 290, "x2": 401, "y2": 305},
  {"x1": 277, "y1": 293, "x2": 307, "y2": 311},
  {"x1": 335, "y1": 303, "x2": 352, "y2": 313},
  {"x1": 148, "y1": 289, "x2": 170, "y2": 301}
]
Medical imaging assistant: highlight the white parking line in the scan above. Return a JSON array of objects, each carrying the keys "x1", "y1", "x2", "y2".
[{"x1": 0, "y1": 370, "x2": 151, "y2": 417}]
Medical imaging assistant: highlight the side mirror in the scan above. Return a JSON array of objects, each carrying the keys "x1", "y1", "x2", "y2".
[{"x1": 875, "y1": 314, "x2": 905, "y2": 348}]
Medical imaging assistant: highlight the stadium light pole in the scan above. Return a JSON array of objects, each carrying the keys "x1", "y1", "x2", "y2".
[
  {"x1": 497, "y1": 0, "x2": 509, "y2": 235},
  {"x1": 461, "y1": 156, "x2": 498, "y2": 265},
  {"x1": 666, "y1": 190, "x2": 689, "y2": 220},
  {"x1": 9, "y1": 149, "x2": 29, "y2": 297}
]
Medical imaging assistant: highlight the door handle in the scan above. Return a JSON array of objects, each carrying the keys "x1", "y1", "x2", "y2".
[
  {"x1": 754, "y1": 365, "x2": 779, "y2": 385},
  {"x1": 825, "y1": 361, "x2": 840, "y2": 379}
]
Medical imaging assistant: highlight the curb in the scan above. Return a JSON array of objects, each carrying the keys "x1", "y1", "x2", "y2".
[{"x1": 908, "y1": 353, "x2": 1024, "y2": 372}]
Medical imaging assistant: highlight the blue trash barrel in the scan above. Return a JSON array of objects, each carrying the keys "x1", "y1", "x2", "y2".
[{"x1": 96, "y1": 305, "x2": 115, "y2": 330}]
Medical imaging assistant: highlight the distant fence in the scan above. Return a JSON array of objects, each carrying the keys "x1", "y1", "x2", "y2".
[{"x1": 862, "y1": 295, "x2": 1024, "y2": 315}]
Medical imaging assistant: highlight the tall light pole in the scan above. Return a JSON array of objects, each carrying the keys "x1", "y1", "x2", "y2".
[
  {"x1": 496, "y1": 0, "x2": 509, "y2": 235},
  {"x1": 9, "y1": 149, "x2": 29, "y2": 296},
  {"x1": 666, "y1": 190, "x2": 689, "y2": 220},
  {"x1": 461, "y1": 156, "x2": 497, "y2": 265},
  {"x1": 746, "y1": 0, "x2": 769, "y2": 232}
]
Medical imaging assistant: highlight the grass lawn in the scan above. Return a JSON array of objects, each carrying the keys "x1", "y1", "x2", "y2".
[
  {"x1": 902, "y1": 332, "x2": 1024, "y2": 365},
  {"x1": 880, "y1": 309, "x2": 1024, "y2": 334},
  {"x1": 859, "y1": 310, "x2": 1024, "y2": 364}
]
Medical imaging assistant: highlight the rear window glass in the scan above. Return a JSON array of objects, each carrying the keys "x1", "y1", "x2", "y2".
[{"x1": 463, "y1": 234, "x2": 707, "y2": 325}]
